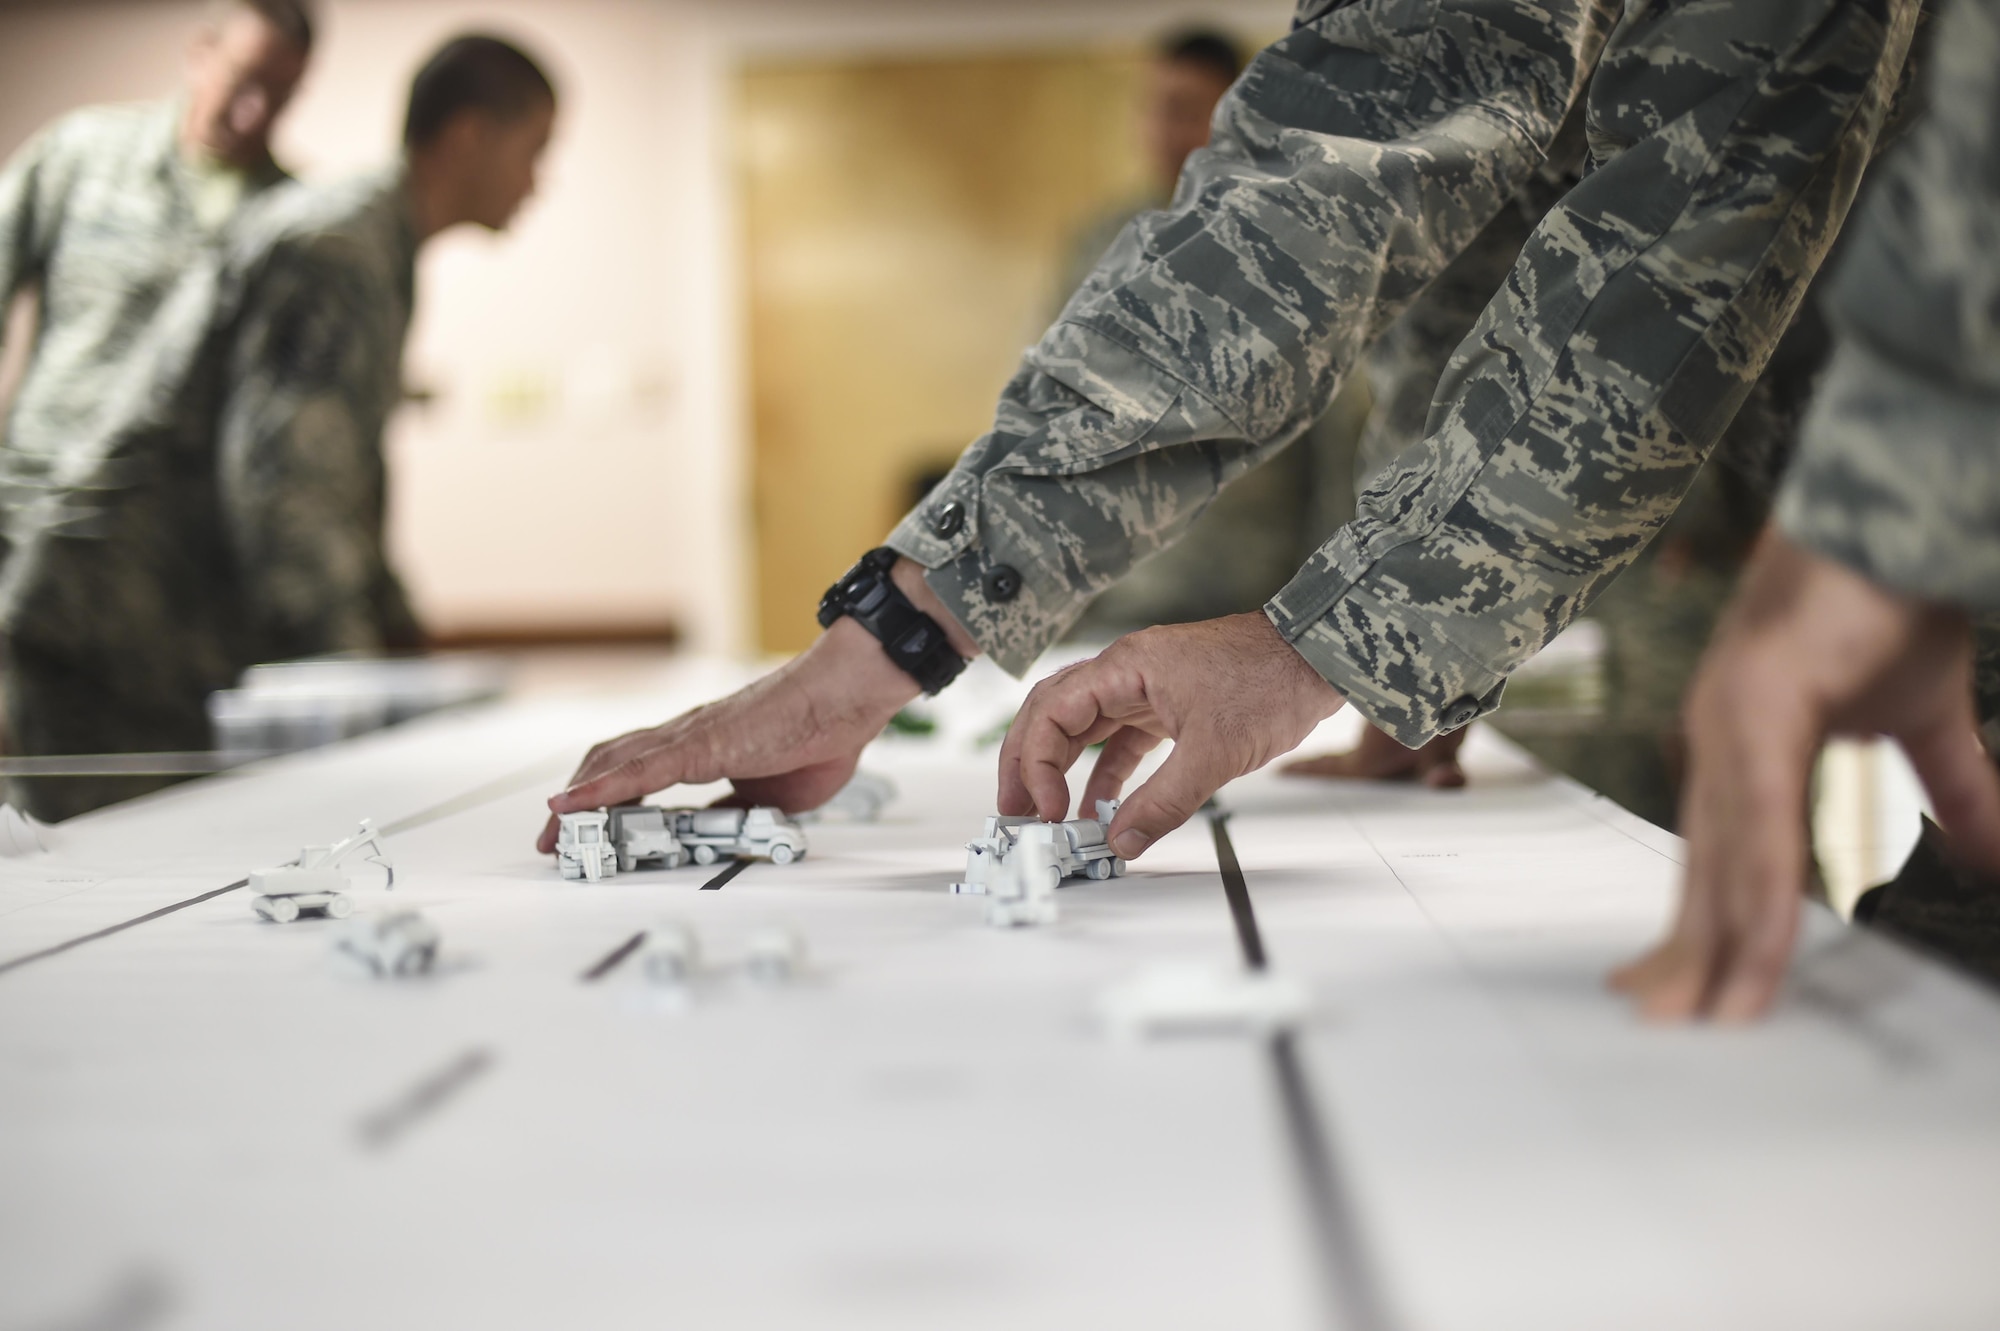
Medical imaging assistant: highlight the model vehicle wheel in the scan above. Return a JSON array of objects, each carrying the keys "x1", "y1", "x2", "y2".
[
  {"x1": 1088, "y1": 858, "x2": 1112, "y2": 881},
  {"x1": 693, "y1": 844, "x2": 718, "y2": 866},
  {"x1": 1046, "y1": 866, "x2": 1063, "y2": 894},
  {"x1": 1112, "y1": 860, "x2": 1126, "y2": 877},
  {"x1": 617, "y1": 853, "x2": 635, "y2": 873},
  {"x1": 768, "y1": 843, "x2": 795, "y2": 865},
  {"x1": 268, "y1": 896, "x2": 300, "y2": 924},
  {"x1": 325, "y1": 895, "x2": 354, "y2": 920}
]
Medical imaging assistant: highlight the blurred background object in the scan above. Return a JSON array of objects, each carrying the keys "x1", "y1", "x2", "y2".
[
  {"x1": 0, "y1": 0, "x2": 1290, "y2": 800},
  {"x1": 208, "y1": 654, "x2": 511, "y2": 758}
]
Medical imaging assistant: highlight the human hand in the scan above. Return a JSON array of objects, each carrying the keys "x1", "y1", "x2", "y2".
[
  {"x1": 538, "y1": 559, "x2": 978, "y2": 852},
  {"x1": 998, "y1": 612, "x2": 1345, "y2": 860},
  {"x1": 1612, "y1": 534, "x2": 2000, "y2": 1021},
  {"x1": 1281, "y1": 722, "x2": 1468, "y2": 789}
]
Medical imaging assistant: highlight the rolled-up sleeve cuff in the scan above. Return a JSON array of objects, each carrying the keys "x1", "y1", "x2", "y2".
[
  {"x1": 1778, "y1": 342, "x2": 2000, "y2": 611},
  {"x1": 885, "y1": 506, "x2": 1086, "y2": 679},
  {"x1": 1266, "y1": 568, "x2": 1507, "y2": 749}
]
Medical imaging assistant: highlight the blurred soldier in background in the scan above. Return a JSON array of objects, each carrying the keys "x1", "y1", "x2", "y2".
[
  {"x1": 0, "y1": 0, "x2": 314, "y2": 808},
  {"x1": 219, "y1": 34, "x2": 556, "y2": 664},
  {"x1": 0, "y1": 32, "x2": 557, "y2": 821}
]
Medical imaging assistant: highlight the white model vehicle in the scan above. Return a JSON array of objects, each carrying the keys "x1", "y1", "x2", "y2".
[
  {"x1": 337, "y1": 910, "x2": 440, "y2": 978},
  {"x1": 984, "y1": 822, "x2": 1063, "y2": 927},
  {"x1": 608, "y1": 805, "x2": 687, "y2": 872},
  {"x1": 250, "y1": 818, "x2": 394, "y2": 922},
  {"x1": 673, "y1": 807, "x2": 808, "y2": 866},
  {"x1": 954, "y1": 800, "x2": 1125, "y2": 897},
  {"x1": 556, "y1": 810, "x2": 618, "y2": 881}
]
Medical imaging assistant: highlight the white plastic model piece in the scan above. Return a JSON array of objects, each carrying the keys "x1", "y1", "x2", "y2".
[
  {"x1": 250, "y1": 818, "x2": 393, "y2": 923},
  {"x1": 798, "y1": 771, "x2": 898, "y2": 824},
  {"x1": 1095, "y1": 963, "x2": 1311, "y2": 1040},
  {"x1": 675, "y1": 806, "x2": 808, "y2": 866},
  {"x1": 983, "y1": 823, "x2": 1062, "y2": 927},
  {"x1": 638, "y1": 921, "x2": 701, "y2": 986},
  {"x1": 954, "y1": 801, "x2": 1126, "y2": 925},
  {"x1": 337, "y1": 910, "x2": 440, "y2": 978},
  {"x1": 743, "y1": 928, "x2": 807, "y2": 984},
  {"x1": 556, "y1": 810, "x2": 618, "y2": 881},
  {"x1": 608, "y1": 805, "x2": 686, "y2": 872}
]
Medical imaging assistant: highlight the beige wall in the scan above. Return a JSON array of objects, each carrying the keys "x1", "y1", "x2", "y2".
[{"x1": 0, "y1": 0, "x2": 1288, "y2": 653}]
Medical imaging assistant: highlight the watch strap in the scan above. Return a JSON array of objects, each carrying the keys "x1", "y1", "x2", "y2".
[{"x1": 818, "y1": 548, "x2": 967, "y2": 696}]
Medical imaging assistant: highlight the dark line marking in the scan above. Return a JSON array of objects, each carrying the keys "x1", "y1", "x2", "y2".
[
  {"x1": 356, "y1": 1047, "x2": 494, "y2": 1151},
  {"x1": 0, "y1": 754, "x2": 572, "y2": 980},
  {"x1": 1206, "y1": 809, "x2": 1398, "y2": 1331},
  {"x1": 1209, "y1": 812, "x2": 1268, "y2": 969},
  {"x1": 581, "y1": 930, "x2": 647, "y2": 982},
  {"x1": 0, "y1": 880, "x2": 248, "y2": 978},
  {"x1": 1269, "y1": 1031, "x2": 1399, "y2": 1331},
  {"x1": 700, "y1": 858, "x2": 752, "y2": 891},
  {"x1": 379, "y1": 754, "x2": 573, "y2": 837},
  {"x1": 0, "y1": 751, "x2": 272, "y2": 777}
]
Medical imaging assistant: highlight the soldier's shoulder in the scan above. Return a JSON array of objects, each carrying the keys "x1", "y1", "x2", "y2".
[
  {"x1": 232, "y1": 169, "x2": 402, "y2": 277},
  {"x1": 26, "y1": 101, "x2": 169, "y2": 168}
]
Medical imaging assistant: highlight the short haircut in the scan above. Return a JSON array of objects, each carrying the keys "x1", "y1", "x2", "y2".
[
  {"x1": 210, "y1": 0, "x2": 316, "y2": 53},
  {"x1": 403, "y1": 34, "x2": 557, "y2": 149},
  {"x1": 1159, "y1": 28, "x2": 1244, "y2": 86}
]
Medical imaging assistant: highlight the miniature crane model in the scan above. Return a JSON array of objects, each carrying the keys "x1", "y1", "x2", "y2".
[
  {"x1": 953, "y1": 800, "x2": 1125, "y2": 928},
  {"x1": 249, "y1": 819, "x2": 394, "y2": 922},
  {"x1": 554, "y1": 805, "x2": 807, "y2": 880}
]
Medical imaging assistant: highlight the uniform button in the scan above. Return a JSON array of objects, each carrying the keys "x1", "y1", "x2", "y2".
[
  {"x1": 983, "y1": 565, "x2": 1022, "y2": 603},
  {"x1": 932, "y1": 501, "x2": 966, "y2": 539},
  {"x1": 1441, "y1": 696, "x2": 1481, "y2": 730}
]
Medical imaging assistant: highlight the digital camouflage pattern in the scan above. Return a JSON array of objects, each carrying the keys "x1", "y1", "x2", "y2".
[
  {"x1": 0, "y1": 102, "x2": 287, "y2": 482},
  {"x1": 215, "y1": 166, "x2": 422, "y2": 661},
  {"x1": 0, "y1": 159, "x2": 420, "y2": 818},
  {"x1": 1778, "y1": 0, "x2": 2000, "y2": 613},
  {"x1": 887, "y1": 0, "x2": 1922, "y2": 747}
]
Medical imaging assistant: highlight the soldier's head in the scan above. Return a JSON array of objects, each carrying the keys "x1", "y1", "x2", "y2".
[
  {"x1": 183, "y1": 0, "x2": 315, "y2": 169},
  {"x1": 403, "y1": 34, "x2": 559, "y2": 238},
  {"x1": 1142, "y1": 28, "x2": 1243, "y2": 195}
]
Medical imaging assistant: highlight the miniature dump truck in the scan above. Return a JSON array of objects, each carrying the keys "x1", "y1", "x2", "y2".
[
  {"x1": 556, "y1": 810, "x2": 618, "y2": 881},
  {"x1": 250, "y1": 818, "x2": 394, "y2": 922},
  {"x1": 673, "y1": 807, "x2": 808, "y2": 866},
  {"x1": 608, "y1": 805, "x2": 686, "y2": 872}
]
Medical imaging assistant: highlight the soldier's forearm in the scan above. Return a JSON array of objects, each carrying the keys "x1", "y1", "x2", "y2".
[
  {"x1": 1265, "y1": 0, "x2": 1920, "y2": 748},
  {"x1": 884, "y1": 1, "x2": 1607, "y2": 674}
]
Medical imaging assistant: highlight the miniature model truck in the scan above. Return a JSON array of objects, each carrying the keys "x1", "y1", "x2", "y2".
[
  {"x1": 337, "y1": 910, "x2": 440, "y2": 977},
  {"x1": 556, "y1": 810, "x2": 618, "y2": 881},
  {"x1": 250, "y1": 818, "x2": 394, "y2": 922},
  {"x1": 673, "y1": 807, "x2": 808, "y2": 866},
  {"x1": 955, "y1": 800, "x2": 1125, "y2": 896},
  {"x1": 608, "y1": 805, "x2": 686, "y2": 872},
  {"x1": 954, "y1": 801, "x2": 1125, "y2": 927}
]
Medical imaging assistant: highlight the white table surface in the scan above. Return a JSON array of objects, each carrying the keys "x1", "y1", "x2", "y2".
[{"x1": 2, "y1": 658, "x2": 1996, "y2": 1331}]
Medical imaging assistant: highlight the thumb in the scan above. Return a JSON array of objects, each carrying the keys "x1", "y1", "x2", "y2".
[{"x1": 1107, "y1": 741, "x2": 1230, "y2": 860}]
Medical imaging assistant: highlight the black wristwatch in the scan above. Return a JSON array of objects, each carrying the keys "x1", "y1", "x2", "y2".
[{"x1": 818, "y1": 547, "x2": 968, "y2": 696}]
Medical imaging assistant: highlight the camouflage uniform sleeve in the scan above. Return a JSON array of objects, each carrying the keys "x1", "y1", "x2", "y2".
[
  {"x1": 1776, "y1": 0, "x2": 2000, "y2": 609},
  {"x1": 896, "y1": 0, "x2": 1917, "y2": 748},
  {"x1": 0, "y1": 124, "x2": 67, "y2": 327},
  {"x1": 217, "y1": 240, "x2": 401, "y2": 660},
  {"x1": 886, "y1": 0, "x2": 1610, "y2": 675}
]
